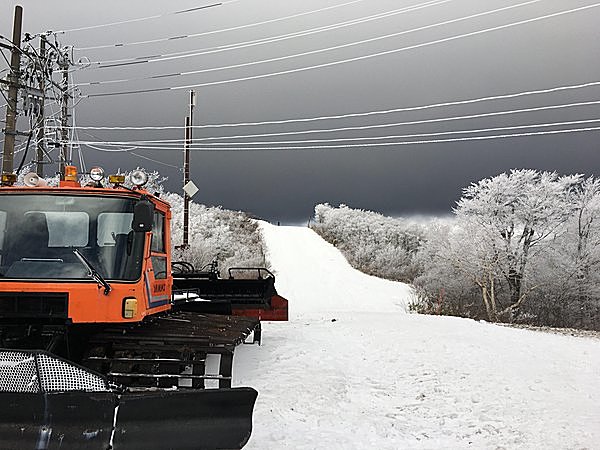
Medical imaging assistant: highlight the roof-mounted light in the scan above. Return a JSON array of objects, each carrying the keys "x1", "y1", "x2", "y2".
[
  {"x1": 64, "y1": 165, "x2": 78, "y2": 182},
  {"x1": 108, "y1": 174, "x2": 126, "y2": 187},
  {"x1": 130, "y1": 170, "x2": 148, "y2": 188},
  {"x1": 1, "y1": 173, "x2": 17, "y2": 186},
  {"x1": 89, "y1": 166, "x2": 105, "y2": 182}
]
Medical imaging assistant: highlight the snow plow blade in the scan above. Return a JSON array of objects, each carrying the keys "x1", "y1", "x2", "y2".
[
  {"x1": 0, "y1": 391, "x2": 115, "y2": 449},
  {"x1": 113, "y1": 388, "x2": 258, "y2": 450},
  {"x1": 0, "y1": 389, "x2": 258, "y2": 450},
  {"x1": 0, "y1": 350, "x2": 258, "y2": 450}
]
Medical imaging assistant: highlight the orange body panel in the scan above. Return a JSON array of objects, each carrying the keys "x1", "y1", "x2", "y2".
[{"x1": 0, "y1": 278, "x2": 170, "y2": 323}]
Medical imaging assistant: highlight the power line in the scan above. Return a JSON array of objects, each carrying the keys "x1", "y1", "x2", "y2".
[
  {"x1": 50, "y1": 1, "x2": 234, "y2": 35},
  {"x1": 130, "y1": 151, "x2": 182, "y2": 170},
  {"x1": 83, "y1": 142, "x2": 182, "y2": 169},
  {"x1": 78, "y1": 0, "x2": 542, "y2": 88},
  {"x1": 64, "y1": 100, "x2": 600, "y2": 143},
  {"x1": 75, "y1": 0, "x2": 367, "y2": 50},
  {"x1": 79, "y1": 126, "x2": 600, "y2": 152},
  {"x1": 82, "y1": 3, "x2": 600, "y2": 97},
  {"x1": 61, "y1": 80, "x2": 600, "y2": 130},
  {"x1": 78, "y1": 128, "x2": 181, "y2": 170},
  {"x1": 85, "y1": 0, "x2": 453, "y2": 69},
  {"x1": 67, "y1": 118, "x2": 600, "y2": 148}
]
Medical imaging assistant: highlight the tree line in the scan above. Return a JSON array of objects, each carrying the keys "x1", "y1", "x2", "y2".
[{"x1": 311, "y1": 170, "x2": 600, "y2": 330}]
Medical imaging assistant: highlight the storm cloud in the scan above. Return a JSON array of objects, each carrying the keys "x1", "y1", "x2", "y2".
[{"x1": 2, "y1": 0, "x2": 599, "y2": 222}]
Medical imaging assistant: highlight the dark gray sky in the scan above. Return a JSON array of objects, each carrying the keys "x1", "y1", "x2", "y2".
[{"x1": 2, "y1": 0, "x2": 600, "y2": 222}]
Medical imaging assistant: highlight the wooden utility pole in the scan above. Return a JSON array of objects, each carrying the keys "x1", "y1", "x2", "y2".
[
  {"x1": 35, "y1": 35, "x2": 46, "y2": 176},
  {"x1": 1, "y1": 5, "x2": 23, "y2": 177},
  {"x1": 182, "y1": 90, "x2": 196, "y2": 248},
  {"x1": 183, "y1": 116, "x2": 191, "y2": 247},
  {"x1": 59, "y1": 56, "x2": 69, "y2": 178}
]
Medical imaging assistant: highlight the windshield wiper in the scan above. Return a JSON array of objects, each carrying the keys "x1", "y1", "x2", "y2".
[{"x1": 72, "y1": 249, "x2": 112, "y2": 295}]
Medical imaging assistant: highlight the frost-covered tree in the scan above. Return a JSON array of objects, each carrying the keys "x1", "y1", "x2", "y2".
[
  {"x1": 566, "y1": 177, "x2": 600, "y2": 296},
  {"x1": 413, "y1": 220, "x2": 483, "y2": 317},
  {"x1": 312, "y1": 203, "x2": 424, "y2": 282},
  {"x1": 454, "y1": 170, "x2": 581, "y2": 321},
  {"x1": 530, "y1": 177, "x2": 600, "y2": 327},
  {"x1": 164, "y1": 192, "x2": 266, "y2": 274},
  {"x1": 315, "y1": 171, "x2": 599, "y2": 329}
]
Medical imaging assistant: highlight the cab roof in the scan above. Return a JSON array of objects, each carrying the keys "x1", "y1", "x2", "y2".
[{"x1": 0, "y1": 184, "x2": 171, "y2": 209}]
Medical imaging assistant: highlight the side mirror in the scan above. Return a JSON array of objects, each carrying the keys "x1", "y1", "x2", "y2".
[{"x1": 132, "y1": 197, "x2": 154, "y2": 232}]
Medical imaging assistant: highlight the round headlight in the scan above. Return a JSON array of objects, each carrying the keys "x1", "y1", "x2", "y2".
[
  {"x1": 130, "y1": 169, "x2": 148, "y2": 187},
  {"x1": 89, "y1": 166, "x2": 105, "y2": 181}
]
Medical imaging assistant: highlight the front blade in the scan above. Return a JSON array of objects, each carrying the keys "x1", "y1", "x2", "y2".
[
  {"x1": 0, "y1": 392, "x2": 116, "y2": 449},
  {"x1": 113, "y1": 388, "x2": 258, "y2": 450}
]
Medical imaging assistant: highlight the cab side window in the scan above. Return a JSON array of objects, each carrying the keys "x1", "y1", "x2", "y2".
[
  {"x1": 151, "y1": 211, "x2": 167, "y2": 279},
  {"x1": 151, "y1": 211, "x2": 165, "y2": 253}
]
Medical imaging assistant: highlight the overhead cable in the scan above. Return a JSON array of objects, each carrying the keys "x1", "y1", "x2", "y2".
[
  {"x1": 50, "y1": 1, "x2": 235, "y2": 35},
  {"x1": 86, "y1": 0, "x2": 454, "y2": 68},
  {"x1": 83, "y1": 143, "x2": 182, "y2": 170},
  {"x1": 78, "y1": 0, "x2": 542, "y2": 87},
  {"x1": 80, "y1": 127, "x2": 600, "y2": 152},
  {"x1": 63, "y1": 100, "x2": 600, "y2": 143},
  {"x1": 83, "y1": 2, "x2": 600, "y2": 97},
  {"x1": 61, "y1": 81, "x2": 600, "y2": 130},
  {"x1": 130, "y1": 151, "x2": 182, "y2": 169},
  {"x1": 66, "y1": 119, "x2": 600, "y2": 148},
  {"x1": 75, "y1": 0, "x2": 366, "y2": 50}
]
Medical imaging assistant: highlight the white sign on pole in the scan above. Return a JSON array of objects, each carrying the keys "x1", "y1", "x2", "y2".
[{"x1": 183, "y1": 181, "x2": 199, "y2": 198}]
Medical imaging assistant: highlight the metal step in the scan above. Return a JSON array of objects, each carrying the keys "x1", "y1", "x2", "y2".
[
  {"x1": 109, "y1": 372, "x2": 229, "y2": 380},
  {"x1": 86, "y1": 356, "x2": 203, "y2": 363}
]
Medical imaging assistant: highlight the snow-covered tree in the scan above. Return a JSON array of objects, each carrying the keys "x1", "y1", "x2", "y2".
[
  {"x1": 312, "y1": 203, "x2": 424, "y2": 282},
  {"x1": 164, "y1": 192, "x2": 266, "y2": 274},
  {"x1": 413, "y1": 220, "x2": 483, "y2": 317},
  {"x1": 315, "y1": 171, "x2": 599, "y2": 329},
  {"x1": 454, "y1": 170, "x2": 581, "y2": 321},
  {"x1": 530, "y1": 177, "x2": 600, "y2": 327}
]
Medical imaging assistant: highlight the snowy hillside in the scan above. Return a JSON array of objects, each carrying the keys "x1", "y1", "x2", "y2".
[
  {"x1": 257, "y1": 224, "x2": 412, "y2": 315},
  {"x1": 233, "y1": 223, "x2": 600, "y2": 449}
]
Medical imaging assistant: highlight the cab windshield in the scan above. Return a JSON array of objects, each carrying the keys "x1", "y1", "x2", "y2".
[{"x1": 0, "y1": 194, "x2": 144, "y2": 281}]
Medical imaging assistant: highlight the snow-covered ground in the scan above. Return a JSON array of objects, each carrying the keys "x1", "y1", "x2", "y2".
[{"x1": 233, "y1": 223, "x2": 600, "y2": 449}]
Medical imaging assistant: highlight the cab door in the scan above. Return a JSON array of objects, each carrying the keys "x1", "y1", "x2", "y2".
[{"x1": 145, "y1": 210, "x2": 171, "y2": 309}]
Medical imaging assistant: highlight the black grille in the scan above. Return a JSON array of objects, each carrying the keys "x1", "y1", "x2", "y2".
[{"x1": 0, "y1": 292, "x2": 68, "y2": 319}]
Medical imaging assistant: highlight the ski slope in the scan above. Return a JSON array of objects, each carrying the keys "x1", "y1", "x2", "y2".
[{"x1": 233, "y1": 223, "x2": 600, "y2": 449}]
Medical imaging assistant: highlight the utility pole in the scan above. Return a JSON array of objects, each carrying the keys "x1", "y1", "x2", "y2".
[
  {"x1": 182, "y1": 115, "x2": 191, "y2": 247},
  {"x1": 181, "y1": 90, "x2": 196, "y2": 247},
  {"x1": 35, "y1": 35, "x2": 46, "y2": 176},
  {"x1": 182, "y1": 91, "x2": 196, "y2": 247},
  {"x1": 59, "y1": 55, "x2": 69, "y2": 178},
  {"x1": 1, "y1": 5, "x2": 23, "y2": 177}
]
